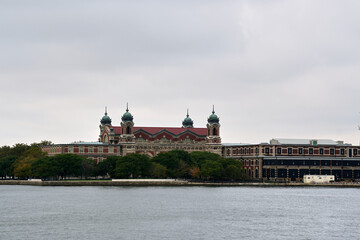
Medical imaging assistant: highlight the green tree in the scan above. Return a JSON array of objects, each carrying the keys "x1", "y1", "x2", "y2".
[
  {"x1": 190, "y1": 151, "x2": 222, "y2": 167},
  {"x1": 53, "y1": 154, "x2": 83, "y2": 179},
  {"x1": 115, "y1": 154, "x2": 151, "y2": 178},
  {"x1": 95, "y1": 156, "x2": 119, "y2": 178},
  {"x1": 12, "y1": 145, "x2": 47, "y2": 179},
  {"x1": 81, "y1": 158, "x2": 95, "y2": 179},
  {"x1": 31, "y1": 156, "x2": 58, "y2": 179},
  {"x1": 201, "y1": 160, "x2": 223, "y2": 180},
  {"x1": 0, "y1": 156, "x2": 17, "y2": 179},
  {"x1": 152, "y1": 150, "x2": 193, "y2": 178},
  {"x1": 10, "y1": 143, "x2": 30, "y2": 157},
  {"x1": 150, "y1": 162, "x2": 167, "y2": 178},
  {"x1": 0, "y1": 145, "x2": 11, "y2": 159},
  {"x1": 220, "y1": 158, "x2": 244, "y2": 180}
]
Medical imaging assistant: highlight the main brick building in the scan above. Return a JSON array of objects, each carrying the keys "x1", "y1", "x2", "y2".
[
  {"x1": 42, "y1": 105, "x2": 222, "y2": 161},
  {"x1": 42, "y1": 105, "x2": 360, "y2": 181}
]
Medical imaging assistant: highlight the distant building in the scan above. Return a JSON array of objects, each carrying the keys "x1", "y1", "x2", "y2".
[
  {"x1": 42, "y1": 105, "x2": 222, "y2": 162},
  {"x1": 222, "y1": 138, "x2": 360, "y2": 181},
  {"x1": 42, "y1": 106, "x2": 360, "y2": 181}
]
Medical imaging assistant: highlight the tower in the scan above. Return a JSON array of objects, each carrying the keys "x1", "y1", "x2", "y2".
[
  {"x1": 99, "y1": 107, "x2": 112, "y2": 143},
  {"x1": 206, "y1": 105, "x2": 221, "y2": 144},
  {"x1": 182, "y1": 109, "x2": 194, "y2": 128},
  {"x1": 120, "y1": 103, "x2": 136, "y2": 155}
]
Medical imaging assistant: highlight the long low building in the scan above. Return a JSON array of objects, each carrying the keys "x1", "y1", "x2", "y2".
[
  {"x1": 222, "y1": 138, "x2": 360, "y2": 181},
  {"x1": 41, "y1": 106, "x2": 360, "y2": 181}
]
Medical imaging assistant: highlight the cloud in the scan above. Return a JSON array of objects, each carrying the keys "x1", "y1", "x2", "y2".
[{"x1": 0, "y1": 0, "x2": 359, "y2": 146}]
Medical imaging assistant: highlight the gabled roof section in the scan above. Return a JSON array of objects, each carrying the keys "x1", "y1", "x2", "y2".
[
  {"x1": 134, "y1": 127, "x2": 207, "y2": 137},
  {"x1": 107, "y1": 126, "x2": 208, "y2": 137}
]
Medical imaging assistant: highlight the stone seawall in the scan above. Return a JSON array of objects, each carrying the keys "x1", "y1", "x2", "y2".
[{"x1": 1, "y1": 180, "x2": 360, "y2": 187}]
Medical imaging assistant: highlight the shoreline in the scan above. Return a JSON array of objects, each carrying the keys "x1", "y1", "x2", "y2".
[{"x1": 1, "y1": 180, "x2": 360, "y2": 187}]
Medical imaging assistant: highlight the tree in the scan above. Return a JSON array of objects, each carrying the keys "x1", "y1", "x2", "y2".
[
  {"x1": 10, "y1": 143, "x2": 30, "y2": 157},
  {"x1": 115, "y1": 154, "x2": 151, "y2": 178},
  {"x1": 95, "y1": 156, "x2": 119, "y2": 178},
  {"x1": 12, "y1": 145, "x2": 47, "y2": 179},
  {"x1": 152, "y1": 150, "x2": 194, "y2": 178},
  {"x1": 190, "y1": 151, "x2": 222, "y2": 167},
  {"x1": 31, "y1": 156, "x2": 58, "y2": 179},
  {"x1": 0, "y1": 145, "x2": 11, "y2": 159},
  {"x1": 0, "y1": 156, "x2": 17, "y2": 179},
  {"x1": 189, "y1": 166, "x2": 200, "y2": 179},
  {"x1": 81, "y1": 158, "x2": 95, "y2": 179},
  {"x1": 201, "y1": 160, "x2": 223, "y2": 180},
  {"x1": 150, "y1": 162, "x2": 167, "y2": 178},
  {"x1": 53, "y1": 154, "x2": 83, "y2": 179}
]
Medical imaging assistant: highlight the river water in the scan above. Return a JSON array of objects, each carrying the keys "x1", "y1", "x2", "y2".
[{"x1": 0, "y1": 185, "x2": 359, "y2": 240}]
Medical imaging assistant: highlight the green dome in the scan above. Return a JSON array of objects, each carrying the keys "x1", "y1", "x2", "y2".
[
  {"x1": 182, "y1": 110, "x2": 193, "y2": 128},
  {"x1": 208, "y1": 107, "x2": 219, "y2": 124},
  {"x1": 100, "y1": 108, "x2": 112, "y2": 125},
  {"x1": 121, "y1": 106, "x2": 133, "y2": 122}
]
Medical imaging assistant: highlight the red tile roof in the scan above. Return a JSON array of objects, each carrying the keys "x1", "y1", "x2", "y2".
[
  {"x1": 111, "y1": 126, "x2": 207, "y2": 136},
  {"x1": 135, "y1": 127, "x2": 207, "y2": 136}
]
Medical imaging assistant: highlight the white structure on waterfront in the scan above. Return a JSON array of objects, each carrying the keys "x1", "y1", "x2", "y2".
[{"x1": 303, "y1": 175, "x2": 335, "y2": 184}]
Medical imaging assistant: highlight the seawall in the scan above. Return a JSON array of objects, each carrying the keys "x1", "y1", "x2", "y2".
[{"x1": 1, "y1": 180, "x2": 360, "y2": 187}]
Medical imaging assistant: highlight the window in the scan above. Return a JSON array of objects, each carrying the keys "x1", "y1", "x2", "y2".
[
  {"x1": 89, "y1": 147, "x2": 93, "y2": 153},
  {"x1": 68, "y1": 147, "x2": 73, "y2": 153},
  {"x1": 288, "y1": 148, "x2": 292, "y2": 155},
  {"x1": 236, "y1": 148, "x2": 239, "y2": 155},
  {"x1": 265, "y1": 147, "x2": 270, "y2": 154},
  {"x1": 256, "y1": 148, "x2": 259, "y2": 154},
  {"x1": 277, "y1": 148, "x2": 281, "y2": 154},
  {"x1": 213, "y1": 128, "x2": 217, "y2": 136},
  {"x1": 309, "y1": 148, "x2": 313, "y2": 154},
  {"x1": 340, "y1": 149, "x2": 345, "y2": 155},
  {"x1": 80, "y1": 147, "x2": 84, "y2": 153},
  {"x1": 319, "y1": 148, "x2": 324, "y2": 155},
  {"x1": 330, "y1": 149, "x2": 334, "y2": 155},
  {"x1": 354, "y1": 149, "x2": 358, "y2": 156},
  {"x1": 298, "y1": 148, "x2": 303, "y2": 155},
  {"x1": 109, "y1": 146, "x2": 113, "y2": 153},
  {"x1": 99, "y1": 147, "x2": 103, "y2": 153}
]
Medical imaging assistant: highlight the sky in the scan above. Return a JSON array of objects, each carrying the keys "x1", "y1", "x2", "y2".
[{"x1": 1, "y1": 0, "x2": 360, "y2": 146}]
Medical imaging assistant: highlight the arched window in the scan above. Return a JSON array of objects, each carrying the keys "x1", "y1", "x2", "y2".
[
  {"x1": 104, "y1": 135, "x2": 109, "y2": 143},
  {"x1": 126, "y1": 126, "x2": 131, "y2": 134},
  {"x1": 213, "y1": 128, "x2": 217, "y2": 136}
]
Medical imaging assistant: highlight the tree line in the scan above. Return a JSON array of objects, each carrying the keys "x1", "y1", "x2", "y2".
[{"x1": 0, "y1": 142, "x2": 245, "y2": 180}]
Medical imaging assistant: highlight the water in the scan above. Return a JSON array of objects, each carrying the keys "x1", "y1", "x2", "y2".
[{"x1": 1, "y1": 186, "x2": 359, "y2": 240}]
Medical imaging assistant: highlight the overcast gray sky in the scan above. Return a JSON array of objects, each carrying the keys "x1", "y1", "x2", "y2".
[{"x1": 1, "y1": 0, "x2": 360, "y2": 146}]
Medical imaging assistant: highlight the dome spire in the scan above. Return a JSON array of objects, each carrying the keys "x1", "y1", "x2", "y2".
[
  {"x1": 208, "y1": 105, "x2": 219, "y2": 124},
  {"x1": 182, "y1": 108, "x2": 193, "y2": 128},
  {"x1": 121, "y1": 103, "x2": 134, "y2": 122},
  {"x1": 100, "y1": 106, "x2": 112, "y2": 125}
]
